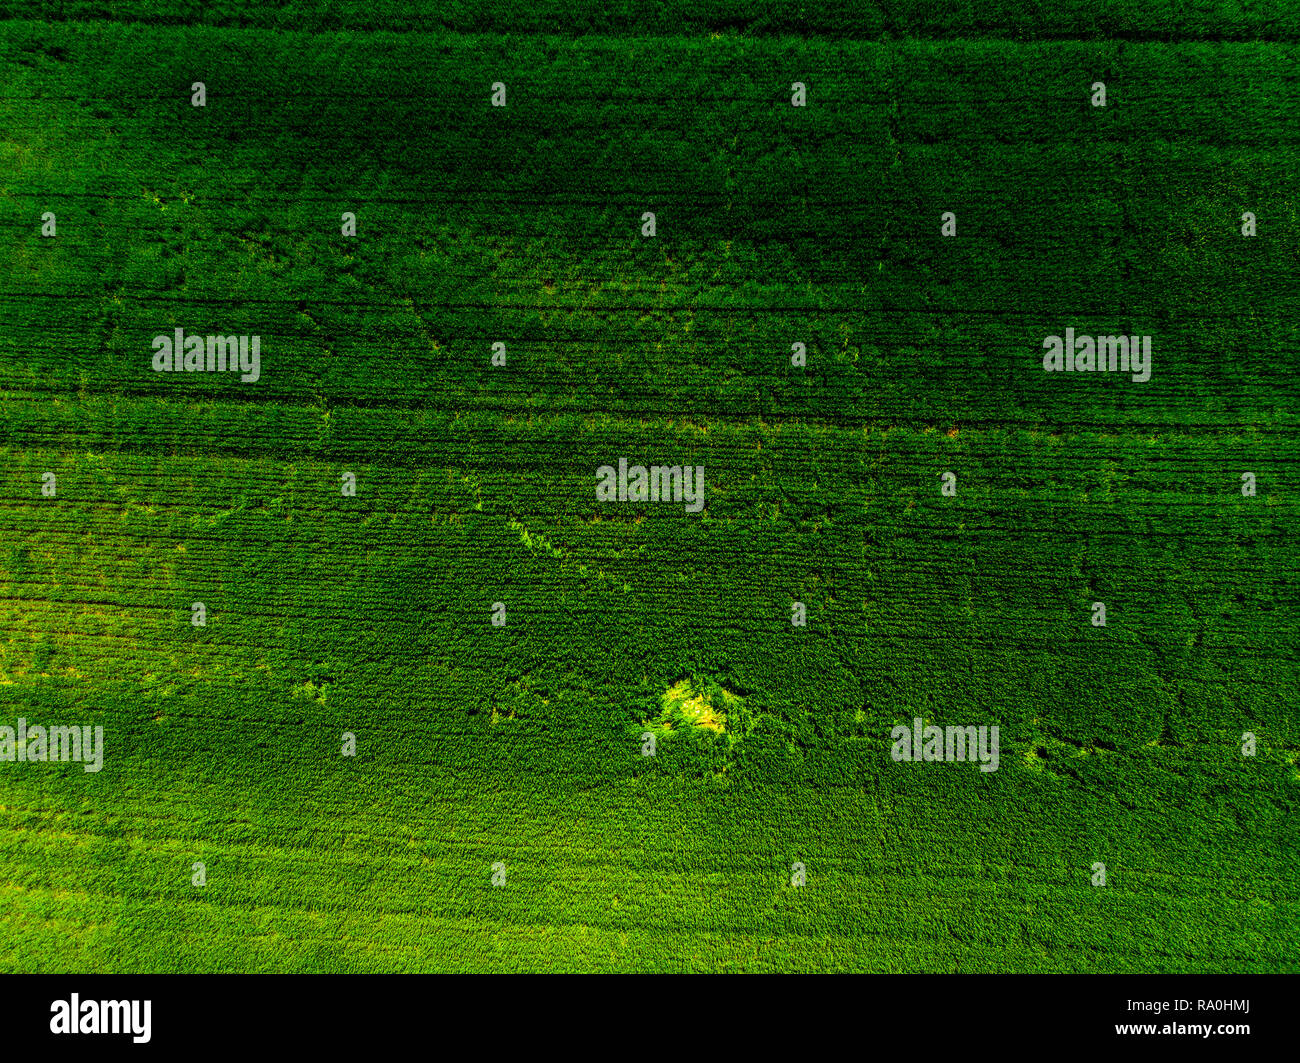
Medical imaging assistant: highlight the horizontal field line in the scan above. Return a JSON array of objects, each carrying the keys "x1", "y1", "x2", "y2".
[
  {"x1": 5, "y1": 16, "x2": 1300, "y2": 43},
  {"x1": 9, "y1": 184, "x2": 1295, "y2": 202},
  {"x1": 2, "y1": 405, "x2": 1294, "y2": 436},
  {"x1": 6, "y1": 123, "x2": 1298, "y2": 144},
  {"x1": 1, "y1": 292, "x2": 1270, "y2": 316},
  {"x1": 0, "y1": 229, "x2": 1278, "y2": 245},
  {"x1": 10, "y1": 82, "x2": 1300, "y2": 102}
]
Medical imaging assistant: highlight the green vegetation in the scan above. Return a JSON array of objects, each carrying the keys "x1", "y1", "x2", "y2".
[{"x1": 0, "y1": 7, "x2": 1296, "y2": 972}]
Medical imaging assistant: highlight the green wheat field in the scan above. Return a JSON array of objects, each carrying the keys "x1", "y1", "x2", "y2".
[{"x1": 0, "y1": 2, "x2": 1297, "y2": 972}]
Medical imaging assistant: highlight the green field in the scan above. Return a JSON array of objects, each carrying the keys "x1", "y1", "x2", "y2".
[{"x1": 0, "y1": 4, "x2": 1297, "y2": 972}]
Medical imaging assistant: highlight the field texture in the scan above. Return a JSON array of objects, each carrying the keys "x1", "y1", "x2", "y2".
[{"x1": 0, "y1": 3, "x2": 1297, "y2": 972}]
